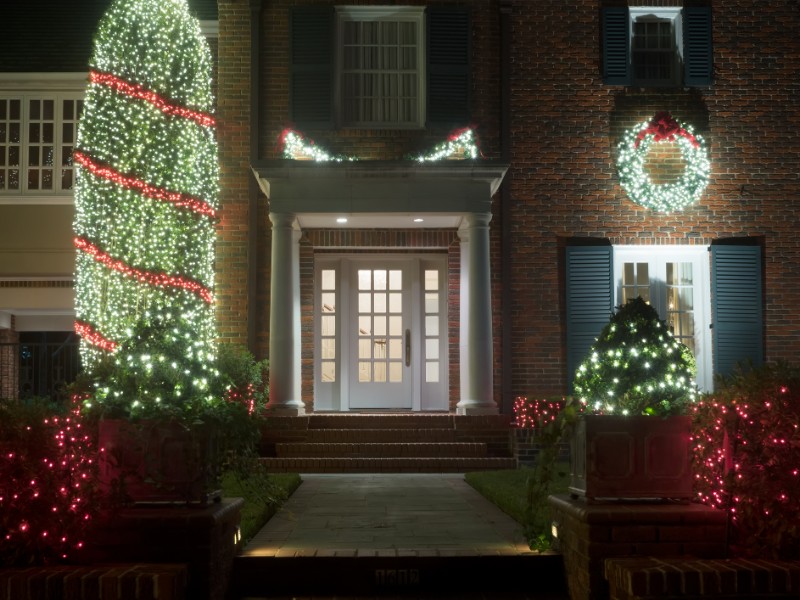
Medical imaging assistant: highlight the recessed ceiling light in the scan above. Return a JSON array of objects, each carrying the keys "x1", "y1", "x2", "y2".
[
  {"x1": 413, "y1": 218, "x2": 424, "y2": 223},
  {"x1": 336, "y1": 217, "x2": 348, "y2": 223}
]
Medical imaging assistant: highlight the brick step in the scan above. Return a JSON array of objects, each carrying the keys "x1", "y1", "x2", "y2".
[
  {"x1": 233, "y1": 554, "x2": 567, "y2": 597},
  {"x1": 259, "y1": 456, "x2": 517, "y2": 473},
  {"x1": 308, "y1": 414, "x2": 454, "y2": 430},
  {"x1": 304, "y1": 428, "x2": 458, "y2": 443},
  {"x1": 275, "y1": 442, "x2": 487, "y2": 458}
]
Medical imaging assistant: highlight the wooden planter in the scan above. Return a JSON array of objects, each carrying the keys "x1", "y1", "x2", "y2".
[
  {"x1": 98, "y1": 419, "x2": 221, "y2": 505},
  {"x1": 569, "y1": 414, "x2": 693, "y2": 502}
]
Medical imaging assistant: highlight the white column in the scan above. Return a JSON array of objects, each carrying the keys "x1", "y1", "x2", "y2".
[
  {"x1": 266, "y1": 212, "x2": 305, "y2": 415},
  {"x1": 457, "y1": 212, "x2": 497, "y2": 415}
]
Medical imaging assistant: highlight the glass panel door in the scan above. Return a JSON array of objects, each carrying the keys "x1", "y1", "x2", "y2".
[{"x1": 349, "y1": 261, "x2": 412, "y2": 409}]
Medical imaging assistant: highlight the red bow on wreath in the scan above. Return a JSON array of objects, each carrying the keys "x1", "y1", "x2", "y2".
[{"x1": 635, "y1": 111, "x2": 700, "y2": 149}]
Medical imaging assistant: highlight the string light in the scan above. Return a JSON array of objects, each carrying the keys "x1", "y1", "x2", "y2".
[
  {"x1": 89, "y1": 70, "x2": 215, "y2": 128},
  {"x1": 74, "y1": 151, "x2": 217, "y2": 218},
  {"x1": 73, "y1": 0, "x2": 218, "y2": 370},
  {"x1": 74, "y1": 320, "x2": 119, "y2": 352},
  {"x1": 280, "y1": 127, "x2": 481, "y2": 162},
  {"x1": 617, "y1": 112, "x2": 710, "y2": 213}
]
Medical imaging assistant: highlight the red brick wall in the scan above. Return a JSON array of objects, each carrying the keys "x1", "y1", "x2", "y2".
[
  {"x1": 217, "y1": 0, "x2": 254, "y2": 347},
  {"x1": 504, "y1": 0, "x2": 800, "y2": 396},
  {"x1": 0, "y1": 320, "x2": 19, "y2": 401},
  {"x1": 216, "y1": 0, "x2": 800, "y2": 406}
]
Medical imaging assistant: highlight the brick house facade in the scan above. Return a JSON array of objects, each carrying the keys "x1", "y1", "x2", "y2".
[{"x1": 2, "y1": 0, "x2": 798, "y2": 413}]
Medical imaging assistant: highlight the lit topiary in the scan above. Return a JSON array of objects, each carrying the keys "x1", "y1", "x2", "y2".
[
  {"x1": 573, "y1": 296, "x2": 697, "y2": 416},
  {"x1": 73, "y1": 0, "x2": 218, "y2": 372}
]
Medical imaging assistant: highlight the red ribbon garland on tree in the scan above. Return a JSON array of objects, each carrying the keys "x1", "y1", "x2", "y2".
[{"x1": 634, "y1": 111, "x2": 700, "y2": 149}]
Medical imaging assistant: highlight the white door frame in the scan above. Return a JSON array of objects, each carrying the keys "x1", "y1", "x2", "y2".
[{"x1": 314, "y1": 254, "x2": 448, "y2": 412}]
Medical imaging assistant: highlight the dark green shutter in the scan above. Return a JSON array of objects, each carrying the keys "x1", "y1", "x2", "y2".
[
  {"x1": 602, "y1": 7, "x2": 630, "y2": 85},
  {"x1": 566, "y1": 246, "x2": 614, "y2": 390},
  {"x1": 427, "y1": 7, "x2": 470, "y2": 127},
  {"x1": 683, "y1": 6, "x2": 713, "y2": 86},
  {"x1": 290, "y1": 6, "x2": 333, "y2": 128},
  {"x1": 711, "y1": 245, "x2": 763, "y2": 377}
]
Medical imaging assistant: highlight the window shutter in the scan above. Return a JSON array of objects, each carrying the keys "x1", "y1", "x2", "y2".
[
  {"x1": 602, "y1": 7, "x2": 630, "y2": 85},
  {"x1": 566, "y1": 246, "x2": 614, "y2": 391},
  {"x1": 427, "y1": 7, "x2": 470, "y2": 127},
  {"x1": 683, "y1": 6, "x2": 713, "y2": 86},
  {"x1": 290, "y1": 6, "x2": 333, "y2": 128},
  {"x1": 711, "y1": 245, "x2": 763, "y2": 377}
]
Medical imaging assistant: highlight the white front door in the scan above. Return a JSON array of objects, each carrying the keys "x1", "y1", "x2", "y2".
[{"x1": 314, "y1": 256, "x2": 448, "y2": 411}]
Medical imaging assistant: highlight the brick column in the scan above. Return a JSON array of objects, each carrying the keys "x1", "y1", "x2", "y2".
[
  {"x1": 216, "y1": 0, "x2": 253, "y2": 347},
  {"x1": 0, "y1": 326, "x2": 19, "y2": 400},
  {"x1": 549, "y1": 494, "x2": 728, "y2": 600}
]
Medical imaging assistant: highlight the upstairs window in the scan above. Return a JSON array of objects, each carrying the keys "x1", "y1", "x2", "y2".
[
  {"x1": 631, "y1": 8, "x2": 681, "y2": 86},
  {"x1": 291, "y1": 5, "x2": 469, "y2": 130},
  {"x1": 337, "y1": 7, "x2": 424, "y2": 128},
  {"x1": 0, "y1": 95, "x2": 83, "y2": 198},
  {"x1": 602, "y1": 6, "x2": 713, "y2": 87}
]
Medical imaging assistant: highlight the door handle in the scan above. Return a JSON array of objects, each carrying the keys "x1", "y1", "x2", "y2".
[{"x1": 405, "y1": 329, "x2": 411, "y2": 367}]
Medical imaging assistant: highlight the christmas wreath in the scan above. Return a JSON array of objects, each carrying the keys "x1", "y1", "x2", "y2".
[{"x1": 617, "y1": 112, "x2": 710, "y2": 213}]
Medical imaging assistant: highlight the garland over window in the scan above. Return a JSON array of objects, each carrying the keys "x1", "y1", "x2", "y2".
[
  {"x1": 280, "y1": 128, "x2": 480, "y2": 162},
  {"x1": 617, "y1": 112, "x2": 710, "y2": 213}
]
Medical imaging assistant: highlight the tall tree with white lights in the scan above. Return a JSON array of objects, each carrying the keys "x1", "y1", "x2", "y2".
[{"x1": 73, "y1": 0, "x2": 218, "y2": 371}]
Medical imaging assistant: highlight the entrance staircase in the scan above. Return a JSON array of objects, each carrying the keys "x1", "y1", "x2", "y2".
[{"x1": 259, "y1": 413, "x2": 517, "y2": 472}]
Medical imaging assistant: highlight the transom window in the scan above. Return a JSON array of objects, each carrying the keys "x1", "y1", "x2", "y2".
[
  {"x1": 0, "y1": 95, "x2": 83, "y2": 197},
  {"x1": 336, "y1": 7, "x2": 425, "y2": 128},
  {"x1": 630, "y1": 8, "x2": 682, "y2": 86}
]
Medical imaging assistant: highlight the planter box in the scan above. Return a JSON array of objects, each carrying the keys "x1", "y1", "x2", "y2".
[
  {"x1": 98, "y1": 419, "x2": 221, "y2": 504},
  {"x1": 569, "y1": 415, "x2": 692, "y2": 501}
]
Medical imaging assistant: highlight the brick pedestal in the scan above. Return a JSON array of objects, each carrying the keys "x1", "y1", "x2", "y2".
[
  {"x1": 88, "y1": 498, "x2": 244, "y2": 600},
  {"x1": 548, "y1": 494, "x2": 728, "y2": 600}
]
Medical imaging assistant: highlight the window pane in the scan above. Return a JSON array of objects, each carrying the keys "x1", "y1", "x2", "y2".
[
  {"x1": 321, "y1": 361, "x2": 336, "y2": 382},
  {"x1": 359, "y1": 339, "x2": 371, "y2": 360},
  {"x1": 426, "y1": 362, "x2": 439, "y2": 383},
  {"x1": 425, "y1": 292, "x2": 438, "y2": 314},
  {"x1": 374, "y1": 316, "x2": 386, "y2": 336},
  {"x1": 389, "y1": 315, "x2": 402, "y2": 336},
  {"x1": 374, "y1": 270, "x2": 387, "y2": 290},
  {"x1": 374, "y1": 362, "x2": 386, "y2": 383},
  {"x1": 321, "y1": 292, "x2": 336, "y2": 313},
  {"x1": 358, "y1": 270, "x2": 371, "y2": 290},
  {"x1": 389, "y1": 292, "x2": 401, "y2": 313},
  {"x1": 359, "y1": 362, "x2": 371, "y2": 382},
  {"x1": 321, "y1": 315, "x2": 335, "y2": 336},
  {"x1": 373, "y1": 293, "x2": 386, "y2": 314},
  {"x1": 426, "y1": 338, "x2": 439, "y2": 360},
  {"x1": 389, "y1": 338, "x2": 402, "y2": 359},
  {"x1": 389, "y1": 362, "x2": 402, "y2": 383},
  {"x1": 389, "y1": 270, "x2": 402, "y2": 290},
  {"x1": 321, "y1": 338, "x2": 335, "y2": 359},
  {"x1": 425, "y1": 269, "x2": 438, "y2": 291},
  {"x1": 322, "y1": 269, "x2": 336, "y2": 290},
  {"x1": 358, "y1": 292, "x2": 371, "y2": 313},
  {"x1": 425, "y1": 316, "x2": 439, "y2": 337},
  {"x1": 358, "y1": 316, "x2": 371, "y2": 335}
]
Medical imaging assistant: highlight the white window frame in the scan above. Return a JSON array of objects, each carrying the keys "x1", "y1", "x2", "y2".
[
  {"x1": 629, "y1": 7, "x2": 683, "y2": 87},
  {"x1": 0, "y1": 74, "x2": 85, "y2": 205},
  {"x1": 335, "y1": 6, "x2": 426, "y2": 129},
  {"x1": 613, "y1": 245, "x2": 713, "y2": 392}
]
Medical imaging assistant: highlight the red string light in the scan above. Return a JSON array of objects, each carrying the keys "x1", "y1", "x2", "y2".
[
  {"x1": 74, "y1": 320, "x2": 119, "y2": 352},
  {"x1": 74, "y1": 236, "x2": 214, "y2": 304},
  {"x1": 89, "y1": 70, "x2": 216, "y2": 128},
  {"x1": 73, "y1": 151, "x2": 216, "y2": 219}
]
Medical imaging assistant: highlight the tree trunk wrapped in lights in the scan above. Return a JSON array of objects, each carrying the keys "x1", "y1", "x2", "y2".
[{"x1": 74, "y1": 0, "x2": 218, "y2": 372}]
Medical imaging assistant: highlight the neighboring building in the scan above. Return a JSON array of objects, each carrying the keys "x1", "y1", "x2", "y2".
[{"x1": 3, "y1": 1, "x2": 798, "y2": 414}]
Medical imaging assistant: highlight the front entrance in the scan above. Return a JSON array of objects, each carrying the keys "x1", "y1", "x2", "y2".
[{"x1": 315, "y1": 255, "x2": 448, "y2": 412}]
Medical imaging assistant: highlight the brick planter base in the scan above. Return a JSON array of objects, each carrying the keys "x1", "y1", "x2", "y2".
[
  {"x1": 605, "y1": 557, "x2": 800, "y2": 599},
  {"x1": 86, "y1": 498, "x2": 243, "y2": 600},
  {"x1": 548, "y1": 494, "x2": 728, "y2": 600}
]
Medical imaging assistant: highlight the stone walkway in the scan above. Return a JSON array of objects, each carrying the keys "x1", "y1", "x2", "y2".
[{"x1": 242, "y1": 473, "x2": 532, "y2": 557}]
